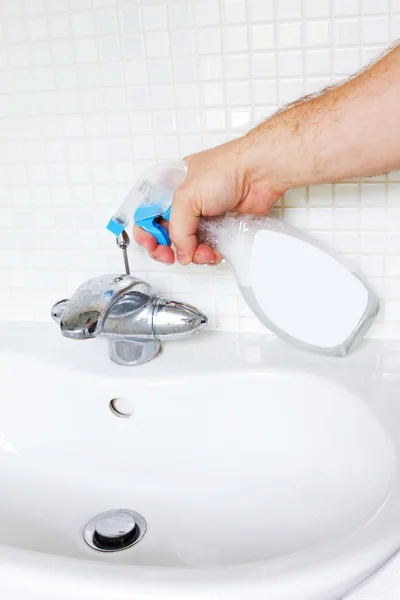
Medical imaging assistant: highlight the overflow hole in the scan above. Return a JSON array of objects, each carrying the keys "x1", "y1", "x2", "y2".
[{"x1": 109, "y1": 398, "x2": 134, "y2": 418}]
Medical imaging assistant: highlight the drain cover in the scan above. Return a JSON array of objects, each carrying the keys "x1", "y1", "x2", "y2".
[{"x1": 84, "y1": 510, "x2": 147, "y2": 552}]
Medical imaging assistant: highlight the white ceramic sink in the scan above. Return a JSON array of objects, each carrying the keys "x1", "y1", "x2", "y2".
[{"x1": 1, "y1": 321, "x2": 400, "y2": 599}]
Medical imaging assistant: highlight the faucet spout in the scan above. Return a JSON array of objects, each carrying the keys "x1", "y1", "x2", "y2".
[{"x1": 153, "y1": 298, "x2": 207, "y2": 341}]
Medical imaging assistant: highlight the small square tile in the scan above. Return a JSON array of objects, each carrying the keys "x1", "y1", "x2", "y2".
[
  {"x1": 55, "y1": 64, "x2": 78, "y2": 88},
  {"x1": 126, "y1": 86, "x2": 149, "y2": 110},
  {"x1": 223, "y1": 0, "x2": 247, "y2": 24},
  {"x1": 306, "y1": 49, "x2": 331, "y2": 75},
  {"x1": 387, "y1": 257, "x2": 400, "y2": 276},
  {"x1": 334, "y1": 48, "x2": 360, "y2": 74},
  {"x1": 128, "y1": 111, "x2": 152, "y2": 135},
  {"x1": 222, "y1": 25, "x2": 248, "y2": 52},
  {"x1": 52, "y1": 39, "x2": 75, "y2": 64},
  {"x1": 360, "y1": 255, "x2": 385, "y2": 277},
  {"x1": 361, "y1": 183, "x2": 386, "y2": 206},
  {"x1": 195, "y1": 0, "x2": 220, "y2": 26},
  {"x1": 170, "y1": 30, "x2": 195, "y2": 55},
  {"x1": 385, "y1": 301, "x2": 400, "y2": 322},
  {"x1": 123, "y1": 34, "x2": 144, "y2": 58},
  {"x1": 385, "y1": 278, "x2": 400, "y2": 300},
  {"x1": 145, "y1": 31, "x2": 170, "y2": 57},
  {"x1": 155, "y1": 135, "x2": 179, "y2": 159},
  {"x1": 196, "y1": 27, "x2": 221, "y2": 54},
  {"x1": 202, "y1": 82, "x2": 225, "y2": 105},
  {"x1": 199, "y1": 55, "x2": 223, "y2": 80},
  {"x1": 387, "y1": 208, "x2": 400, "y2": 230},
  {"x1": 205, "y1": 109, "x2": 226, "y2": 131},
  {"x1": 77, "y1": 63, "x2": 100, "y2": 88},
  {"x1": 143, "y1": 4, "x2": 167, "y2": 30},
  {"x1": 388, "y1": 183, "x2": 400, "y2": 205},
  {"x1": 363, "y1": 17, "x2": 390, "y2": 44},
  {"x1": 360, "y1": 232, "x2": 387, "y2": 254},
  {"x1": 71, "y1": 11, "x2": 94, "y2": 36},
  {"x1": 334, "y1": 183, "x2": 359, "y2": 206},
  {"x1": 309, "y1": 184, "x2": 333, "y2": 206},
  {"x1": 100, "y1": 61, "x2": 124, "y2": 86},
  {"x1": 31, "y1": 41, "x2": 52, "y2": 65},
  {"x1": 278, "y1": 22, "x2": 302, "y2": 47},
  {"x1": 333, "y1": 0, "x2": 360, "y2": 16},
  {"x1": 69, "y1": 0, "x2": 90, "y2": 8},
  {"x1": 248, "y1": 0, "x2": 273, "y2": 21},
  {"x1": 251, "y1": 53, "x2": 276, "y2": 78},
  {"x1": 361, "y1": 207, "x2": 387, "y2": 230},
  {"x1": 173, "y1": 56, "x2": 197, "y2": 81},
  {"x1": 224, "y1": 54, "x2": 249, "y2": 79},
  {"x1": 251, "y1": 24, "x2": 274, "y2": 50},
  {"x1": 176, "y1": 110, "x2": 201, "y2": 133},
  {"x1": 124, "y1": 60, "x2": 148, "y2": 84},
  {"x1": 227, "y1": 81, "x2": 251, "y2": 104},
  {"x1": 27, "y1": 15, "x2": 48, "y2": 40},
  {"x1": 98, "y1": 35, "x2": 121, "y2": 61},
  {"x1": 133, "y1": 136, "x2": 155, "y2": 160},
  {"x1": 149, "y1": 84, "x2": 174, "y2": 109},
  {"x1": 283, "y1": 187, "x2": 307, "y2": 207},
  {"x1": 304, "y1": 0, "x2": 331, "y2": 17},
  {"x1": 229, "y1": 108, "x2": 251, "y2": 129},
  {"x1": 335, "y1": 18, "x2": 361, "y2": 45},
  {"x1": 3, "y1": 18, "x2": 26, "y2": 42},
  {"x1": 362, "y1": 0, "x2": 389, "y2": 14},
  {"x1": 278, "y1": 51, "x2": 303, "y2": 77},
  {"x1": 8, "y1": 44, "x2": 31, "y2": 68},
  {"x1": 277, "y1": 78, "x2": 304, "y2": 103},
  {"x1": 175, "y1": 82, "x2": 200, "y2": 107},
  {"x1": 179, "y1": 134, "x2": 203, "y2": 155},
  {"x1": 46, "y1": 0, "x2": 67, "y2": 11},
  {"x1": 333, "y1": 208, "x2": 360, "y2": 229},
  {"x1": 47, "y1": 14, "x2": 71, "y2": 38},
  {"x1": 94, "y1": 8, "x2": 118, "y2": 34},
  {"x1": 392, "y1": 16, "x2": 400, "y2": 38},
  {"x1": 253, "y1": 80, "x2": 277, "y2": 104},
  {"x1": 23, "y1": 0, "x2": 44, "y2": 14},
  {"x1": 388, "y1": 232, "x2": 400, "y2": 253},
  {"x1": 149, "y1": 59, "x2": 172, "y2": 83},
  {"x1": 121, "y1": 8, "x2": 141, "y2": 32},
  {"x1": 276, "y1": 0, "x2": 302, "y2": 20},
  {"x1": 306, "y1": 20, "x2": 330, "y2": 46},
  {"x1": 168, "y1": 1, "x2": 193, "y2": 29},
  {"x1": 74, "y1": 38, "x2": 97, "y2": 62},
  {"x1": 334, "y1": 231, "x2": 359, "y2": 253}
]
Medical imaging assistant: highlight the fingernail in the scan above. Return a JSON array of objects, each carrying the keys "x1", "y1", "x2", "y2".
[{"x1": 177, "y1": 251, "x2": 189, "y2": 264}]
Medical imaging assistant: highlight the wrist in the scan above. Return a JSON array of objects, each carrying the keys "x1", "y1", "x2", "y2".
[{"x1": 240, "y1": 103, "x2": 318, "y2": 196}]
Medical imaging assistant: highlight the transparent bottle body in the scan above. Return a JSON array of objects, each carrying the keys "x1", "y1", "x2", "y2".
[{"x1": 128, "y1": 162, "x2": 380, "y2": 356}]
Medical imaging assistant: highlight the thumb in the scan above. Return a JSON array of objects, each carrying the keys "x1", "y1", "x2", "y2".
[{"x1": 169, "y1": 185, "x2": 200, "y2": 265}]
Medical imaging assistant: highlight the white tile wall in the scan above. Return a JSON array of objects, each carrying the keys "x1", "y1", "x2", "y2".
[{"x1": 0, "y1": 0, "x2": 399, "y2": 342}]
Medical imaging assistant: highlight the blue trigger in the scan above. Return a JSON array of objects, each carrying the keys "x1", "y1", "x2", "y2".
[{"x1": 134, "y1": 202, "x2": 172, "y2": 246}]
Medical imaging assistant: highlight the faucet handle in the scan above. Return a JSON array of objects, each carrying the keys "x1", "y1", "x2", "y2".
[{"x1": 59, "y1": 274, "x2": 140, "y2": 340}]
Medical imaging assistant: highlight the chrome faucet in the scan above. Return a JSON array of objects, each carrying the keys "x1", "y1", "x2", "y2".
[{"x1": 51, "y1": 273, "x2": 207, "y2": 366}]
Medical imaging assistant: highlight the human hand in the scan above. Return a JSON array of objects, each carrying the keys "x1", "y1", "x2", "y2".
[{"x1": 134, "y1": 135, "x2": 286, "y2": 265}]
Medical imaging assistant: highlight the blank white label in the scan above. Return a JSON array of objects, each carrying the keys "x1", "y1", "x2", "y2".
[{"x1": 250, "y1": 230, "x2": 368, "y2": 349}]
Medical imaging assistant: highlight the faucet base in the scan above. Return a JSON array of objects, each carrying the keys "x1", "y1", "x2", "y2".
[{"x1": 107, "y1": 337, "x2": 161, "y2": 366}]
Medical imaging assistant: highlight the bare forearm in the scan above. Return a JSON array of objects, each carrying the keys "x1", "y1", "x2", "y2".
[{"x1": 245, "y1": 43, "x2": 400, "y2": 190}]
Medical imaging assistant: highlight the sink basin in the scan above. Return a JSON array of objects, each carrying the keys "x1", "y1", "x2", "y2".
[{"x1": 1, "y1": 321, "x2": 400, "y2": 599}]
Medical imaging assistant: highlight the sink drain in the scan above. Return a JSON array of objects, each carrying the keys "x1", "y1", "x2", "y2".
[{"x1": 83, "y1": 510, "x2": 147, "y2": 552}]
